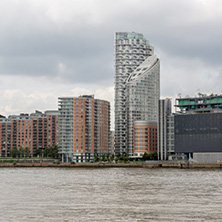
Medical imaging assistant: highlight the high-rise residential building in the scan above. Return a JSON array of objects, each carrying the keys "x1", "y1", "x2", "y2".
[
  {"x1": 158, "y1": 99, "x2": 174, "y2": 160},
  {"x1": 114, "y1": 31, "x2": 154, "y2": 156},
  {"x1": 0, "y1": 110, "x2": 58, "y2": 157},
  {"x1": 58, "y1": 95, "x2": 110, "y2": 163},
  {"x1": 126, "y1": 55, "x2": 160, "y2": 157},
  {"x1": 0, "y1": 117, "x2": 11, "y2": 157}
]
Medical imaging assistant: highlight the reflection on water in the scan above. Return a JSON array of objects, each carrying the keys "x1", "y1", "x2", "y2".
[{"x1": 0, "y1": 168, "x2": 222, "y2": 221}]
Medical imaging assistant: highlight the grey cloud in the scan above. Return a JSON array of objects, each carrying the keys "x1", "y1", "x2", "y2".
[{"x1": 0, "y1": 0, "x2": 222, "y2": 88}]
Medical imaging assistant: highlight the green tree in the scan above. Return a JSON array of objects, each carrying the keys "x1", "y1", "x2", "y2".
[
  {"x1": 24, "y1": 147, "x2": 30, "y2": 158},
  {"x1": 35, "y1": 149, "x2": 42, "y2": 158},
  {"x1": 142, "y1": 152, "x2": 149, "y2": 161},
  {"x1": 43, "y1": 147, "x2": 49, "y2": 158},
  {"x1": 110, "y1": 154, "x2": 115, "y2": 161},
  {"x1": 142, "y1": 151, "x2": 158, "y2": 161},
  {"x1": 51, "y1": 146, "x2": 58, "y2": 158},
  {"x1": 118, "y1": 155, "x2": 130, "y2": 162},
  {"x1": 9, "y1": 147, "x2": 18, "y2": 158},
  {"x1": 150, "y1": 151, "x2": 158, "y2": 160},
  {"x1": 94, "y1": 154, "x2": 99, "y2": 162},
  {"x1": 18, "y1": 147, "x2": 24, "y2": 158},
  {"x1": 102, "y1": 155, "x2": 106, "y2": 161}
]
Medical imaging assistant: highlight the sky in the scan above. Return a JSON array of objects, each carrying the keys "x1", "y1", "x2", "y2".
[{"x1": 1, "y1": 0, "x2": 222, "y2": 128}]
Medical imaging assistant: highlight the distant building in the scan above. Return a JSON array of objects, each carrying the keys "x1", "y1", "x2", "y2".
[
  {"x1": 58, "y1": 95, "x2": 110, "y2": 163},
  {"x1": 133, "y1": 121, "x2": 157, "y2": 159},
  {"x1": 0, "y1": 110, "x2": 58, "y2": 157}
]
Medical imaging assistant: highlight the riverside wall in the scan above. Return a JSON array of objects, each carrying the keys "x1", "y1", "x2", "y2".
[{"x1": 0, "y1": 160, "x2": 222, "y2": 168}]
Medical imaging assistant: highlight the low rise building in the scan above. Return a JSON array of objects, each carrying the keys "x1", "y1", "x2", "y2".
[
  {"x1": 132, "y1": 120, "x2": 157, "y2": 160},
  {"x1": 0, "y1": 110, "x2": 58, "y2": 157},
  {"x1": 174, "y1": 93, "x2": 222, "y2": 162}
]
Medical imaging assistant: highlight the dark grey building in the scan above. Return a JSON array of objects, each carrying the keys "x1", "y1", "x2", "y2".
[
  {"x1": 175, "y1": 113, "x2": 222, "y2": 154},
  {"x1": 174, "y1": 93, "x2": 222, "y2": 162}
]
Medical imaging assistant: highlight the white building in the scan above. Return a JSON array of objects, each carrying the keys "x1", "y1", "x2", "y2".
[
  {"x1": 126, "y1": 55, "x2": 160, "y2": 158},
  {"x1": 114, "y1": 32, "x2": 153, "y2": 156}
]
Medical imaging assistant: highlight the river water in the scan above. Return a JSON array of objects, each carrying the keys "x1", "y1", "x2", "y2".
[{"x1": 1, "y1": 167, "x2": 222, "y2": 221}]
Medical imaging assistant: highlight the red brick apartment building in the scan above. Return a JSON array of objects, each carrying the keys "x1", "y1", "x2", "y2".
[
  {"x1": 58, "y1": 95, "x2": 110, "y2": 163},
  {"x1": 0, "y1": 110, "x2": 58, "y2": 157}
]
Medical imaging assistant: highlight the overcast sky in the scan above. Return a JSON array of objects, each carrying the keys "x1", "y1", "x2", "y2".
[{"x1": 1, "y1": 0, "x2": 222, "y2": 128}]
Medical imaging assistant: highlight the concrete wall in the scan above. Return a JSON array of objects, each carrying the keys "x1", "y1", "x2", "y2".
[{"x1": 193, "y1": 153, "x2": 222, "y2": 164}]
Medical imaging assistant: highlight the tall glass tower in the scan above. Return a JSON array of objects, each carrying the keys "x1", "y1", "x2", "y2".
[
  {"x1": 114, "y1": 32, "x2": 153, "y2": 156},
  {"x1": 126, "y1": 55, "x2": 160, "y2": 157}
]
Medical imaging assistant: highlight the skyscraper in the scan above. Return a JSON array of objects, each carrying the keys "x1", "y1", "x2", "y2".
[
  {"x1": 126, "y1": 55, "x2": 160, "y2": 157},
  {"x1": 158, "y1": 98, "x2": 174, "y2": 160},
  {"x1": 114, "y1": 31, "x2": 154, "y2": 156}
]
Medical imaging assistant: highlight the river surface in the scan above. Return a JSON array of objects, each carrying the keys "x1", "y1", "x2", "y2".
[{"x1": 0, "y1": 167, "x2": 222, "y2": 221}]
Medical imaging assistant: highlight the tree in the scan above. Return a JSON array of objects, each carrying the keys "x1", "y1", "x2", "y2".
[
  {"x1": 142, "y1": 151, "x2": 158, "y2": 161},
  {"x1": 94, "y1": 154, "x2": 99, "y2": 162},
  {"x1": 18, "y1": 147, "x2": 24, "y2": 158},
  {"x1": 142, "y1": 152, "x2": 150, "y2": 161},
  {"x1": 110, "y1": 154, "x2": 115, "y2": 161},
  {"x1": 43, "y1": 147, "x2": 48, "y2": 158},
  {"x1": 35, "y1": 149, "x2": 42, "y2": 158},
  {"x1": 24, "y1": 147, "x2": 30, "y2": 158},
  {"x1": 118, "y1": 155, "x2": 130, "y2": 163},
  {"x1": 9, "y1": 147, "x2": 18, "y2": 158},
  {"x1": 51, "y1": 146, "x2": 58, "y2": 158},
  {"x1": 150, "y1": 151, "x2": 158, "y2": 160},
  {"x1": 102, "y1": 155, "x2": 106, "y2": 162}
]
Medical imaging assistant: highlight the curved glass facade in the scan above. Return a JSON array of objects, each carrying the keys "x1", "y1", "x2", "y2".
[
  {"x1": 114, "y1": 32, "x2": 153, "y2": 155},
  {"x1": 126, "y1": 55, "x2": 160, "y2": 157}
]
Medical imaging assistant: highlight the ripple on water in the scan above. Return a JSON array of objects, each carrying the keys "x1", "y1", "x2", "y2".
[{"x1": 0, "y1": 168, "x2": 222, "y2": 221}]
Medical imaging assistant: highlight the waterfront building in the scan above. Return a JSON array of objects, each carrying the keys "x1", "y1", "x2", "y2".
[
  {"x1": 58, "y1": 95, "x2": 110, "y2": 163},
  {"x1": 158, "y1": 98, "x2": 174, "y2": 160},
  {"x1": 174, "y1": 93, "x2": 222, "y2": 162},
  {"x1": 110, "y1": 130, "x2": 115, "y2": 155},
  {"x1": 0, "y1": 117, "x2": 11, "y2": 157},
  {"x1": 166, "y1": 115, "x2": 175, "y2": 160},
  {"x1": 126, "y1": 55, "x2": 160, "y2": 158},
  {"x1": 0, "y1": 110, "x2": 58, "y2": 157},
  {"x1": 133, "y1": 121, "x2": 157, "y2": 159},
  {"x1": 114, "y1": 31, "x2": 154, "y2": 156}
]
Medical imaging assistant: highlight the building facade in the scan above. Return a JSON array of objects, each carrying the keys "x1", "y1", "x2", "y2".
[
  {"x1": 175, "y1": 112, "x2": 222, "y2": 154},
  {"x1": 174, "y1": 93, "x2": 222, "y2": 160},
  {"x1": 126, "y1": 55, "x2": 160, "y2": 157},
  {"x1": 158, "y1": 98, "x2": 174, "y2": 160},
  {"x1": 114, "y1": 32, "x2": 154, "y2": 156},
  {"x1": 133, "y1": 121, "x2": 157, "y2": 159},
  {"x1": 58, "y1": 95, "x2": 110, "y2": 163},
  {"x1": 0, "y1": 110, "x2": 58, "y2": 157}
]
